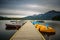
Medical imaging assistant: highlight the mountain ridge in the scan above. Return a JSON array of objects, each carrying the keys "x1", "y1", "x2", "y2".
[{"x1": 23, "y1": 10, "x2": 60, "y2": 20}]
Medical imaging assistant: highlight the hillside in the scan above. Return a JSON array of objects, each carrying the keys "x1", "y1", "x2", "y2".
[
  {"x1": 23, "y1": 10, "x2": 60, "y2": 20},
  {"x1": 0, "y1": 10, "x2": 60, "y2": 20}
]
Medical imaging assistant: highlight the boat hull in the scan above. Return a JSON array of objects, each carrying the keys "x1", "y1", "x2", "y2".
[{"x1": 6, "y1": 24, "x2": 21, "y2": 30}]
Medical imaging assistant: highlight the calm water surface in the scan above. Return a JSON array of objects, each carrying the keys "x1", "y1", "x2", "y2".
[
  {"x1": 32, "y1": 20, "x2": 60, "y2": 40},
  {"x1": 0, "y1": 20, "x2": 60, "y2": 40},
  {"x1": 43, "y1": 20, "x2": 60, "y2": 40},
  {"x1": 0, "y1": 20, "x2": 26, "y2": 40}
]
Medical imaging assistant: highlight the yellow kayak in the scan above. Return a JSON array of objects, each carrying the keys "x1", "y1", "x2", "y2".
[{"x1": 35, "y1": 24, "x2": 55, "y2": 33}]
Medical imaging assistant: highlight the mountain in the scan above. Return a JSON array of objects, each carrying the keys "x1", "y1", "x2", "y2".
[
  {"x1": 23, "y1": 14, "x2": 43, "y2": 20},
  {"x1": 23, "y1": 10, "x2": 60, "y2": 20},
  {"x1": 0, "y1": 10, "x2": 60, "y2": 20},
  {"x1": 42, "y1": 10, "x2": 60, "y2": 20}
]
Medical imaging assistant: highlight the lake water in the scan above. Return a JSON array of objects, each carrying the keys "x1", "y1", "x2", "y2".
[
  {"x1": 31, "y1": 20, "x2": 60, "y2": 40},
  {"x1": 0, "y1": 20, "x2": 60, "y2": 40},
  {"x1": 43, "y1": 20, "x2": 60, "y2": 40},
  {"x1": 0, "y1": 20, "x2": 26, "y2": 40}
]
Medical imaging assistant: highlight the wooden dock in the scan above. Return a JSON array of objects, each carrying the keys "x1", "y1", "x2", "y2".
[{"x1": 10, "y1": 21, "x2": 45, "y2": 40}]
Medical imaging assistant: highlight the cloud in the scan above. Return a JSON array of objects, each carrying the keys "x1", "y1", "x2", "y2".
[
  {"x1": 0, "y1": 0, "x2": 60, "y2": 16},
  {"x1": 0, "y1": 9, "x2": 41, "y2": 15},
  {"x1": 0, "y1": 3, "x2": 60, "y2": 16}
]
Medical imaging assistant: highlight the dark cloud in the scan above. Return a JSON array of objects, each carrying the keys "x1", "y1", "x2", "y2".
[
  {"x1": 0, "y1": 0, "x2": 60, "y2": 6},
  {"x1": 0, "y1": 0, "x2": 60, "y2": 16}
]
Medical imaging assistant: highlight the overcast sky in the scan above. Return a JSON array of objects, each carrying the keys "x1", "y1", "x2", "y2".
[{"x1": 0, "y1": 0, "x2": 60, "y2": 18}]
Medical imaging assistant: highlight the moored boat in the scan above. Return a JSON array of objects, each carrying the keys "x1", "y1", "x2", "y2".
[
  {"x1": 35, "y1": 24, "x2": 55, "y2": 33},
  {"x1": 32, "y1": 21, "x2": 55, "y2": 33},
  {"x1": 6, "y1": 24, "x2": 21, "y2": 30}
]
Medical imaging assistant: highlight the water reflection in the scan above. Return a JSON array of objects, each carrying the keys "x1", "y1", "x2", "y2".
[
  {"x1": 0, "y1": 20, "x2": 26, "y2": 40},
  {"x1": 6, "y1": 26, "x2": 19, "y2": 30},
  {"x1": 32, "y1": 20, "x2": 60, "y2": 40},
  {"x1": 41, "y1": 32, "x2": 55, "y2": 40},
  {"x1": 44, "y1": 21, "x2": 60, "y2": 40},
  {"x1": 0, "y1": 20, "x2": 60, "y2": 40}
]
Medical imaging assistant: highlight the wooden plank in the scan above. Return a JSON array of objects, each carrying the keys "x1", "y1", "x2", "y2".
[{"x1": 10, "y1": 21, "x2": 45, "y2": 40}]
